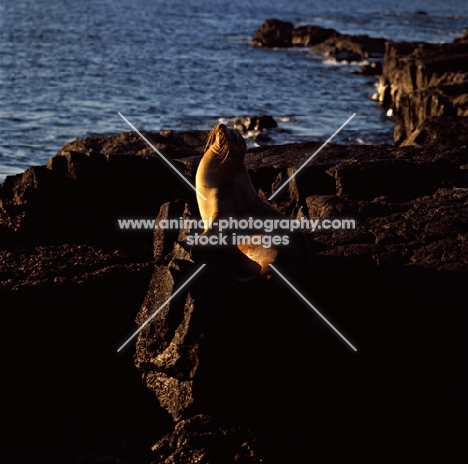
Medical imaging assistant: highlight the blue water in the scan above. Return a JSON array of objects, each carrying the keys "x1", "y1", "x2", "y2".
[{"x1": 0, "y1": 0, "x2": 466, "y2": 181}]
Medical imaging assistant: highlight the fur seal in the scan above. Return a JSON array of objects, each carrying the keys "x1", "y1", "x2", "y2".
[{"x1": 192, "y1": 123, "x2": 309, "y2": 280}]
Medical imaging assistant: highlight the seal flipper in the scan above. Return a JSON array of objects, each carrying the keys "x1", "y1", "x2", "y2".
[
  {"x1": 237, "y1": 242, "x2": 278, "y2": 275},
  {"x1": 227, "y1": 246, "x2": 262, "y2": 281}
]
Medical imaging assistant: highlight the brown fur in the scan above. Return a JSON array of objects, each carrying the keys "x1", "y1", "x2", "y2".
[{"x1": 192, "y1": 123, "x2": 309, "y2": 280}]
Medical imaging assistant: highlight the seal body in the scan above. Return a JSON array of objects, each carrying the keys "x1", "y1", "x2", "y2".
[
  {"x1": 193, "y1": 123, "x2": 309, "y2": 280},
  {"x1": 196, "y1": 124, "x2": 282, "y2": 222}
]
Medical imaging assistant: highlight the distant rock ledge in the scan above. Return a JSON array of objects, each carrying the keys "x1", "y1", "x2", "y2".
[
  {"x1": 252, "y1": 19, "x2": 468, "y2": 146},
  {"x1": 377, "y1": 32, "x2": 468, "y2": 144},
  {"x1": 251, "y1": 18, "x2": 386, "y2": 61}
]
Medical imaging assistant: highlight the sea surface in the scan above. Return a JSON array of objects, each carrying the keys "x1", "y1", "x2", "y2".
[{"x1": 0, "y1": 0, "x2": 467, "y2": 181}]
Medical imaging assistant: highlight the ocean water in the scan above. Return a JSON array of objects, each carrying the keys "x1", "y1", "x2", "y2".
[{"x1": 0, "y1": 0, "x2": 466, "y2": 181}]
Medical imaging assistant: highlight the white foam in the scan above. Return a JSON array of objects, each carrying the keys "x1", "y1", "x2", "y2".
[{"x1": 323, "y1": 58, "x2": 369, "y2": 67}]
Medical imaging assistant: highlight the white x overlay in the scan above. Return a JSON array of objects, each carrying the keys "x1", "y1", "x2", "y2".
[
  {"x1": 118, "y1": 112, "x2": 207, "y2": 200},
  {"x1": 269, "y1": 113, "x2": 356, "y2": 200},
  {"x1": 117, "y1": 264, "x2": 206, "y2": 352},
  {"x1": 116, "y1": 112, "x2": 357, "y2": 353},
  {"x1": 269, "y1": 265, "x2": 357, "y2": 351}
]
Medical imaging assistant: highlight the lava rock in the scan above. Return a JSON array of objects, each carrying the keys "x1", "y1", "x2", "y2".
[
  {"x1": 251, "y1": 18, "x2": 294, "y2": 48},
  {"x1": 310, "y1": 34, "x2": 387, "y2": 61},
  {"x1": 0, "y1": 130, "x2": 205, "y2": 243},
  {"x1": 377, "y1": 38, "x2": 468, "y2": 144},
  {"x1": 151, "y1": 415, "x2": 264, "y2": 464},
  {"x1": 291, "y1": 24, "x2": 339, "y2": 46},
  {"x1": 2, "y1": 127, "x2": 468, "y2": 463},
  {"x1": 401, "y1": 115, "x2": 468, "y2": 147}
]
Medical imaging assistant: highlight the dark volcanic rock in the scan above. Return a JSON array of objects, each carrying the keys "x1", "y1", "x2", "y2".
[
  {"x1": 133, "y1": 138, "x2": 467, "y2": 462},
  {"x1": 2, "y1": 128, "x2": 468, "y2": 463},
  {"x1": 395, "y1": 80, "x2": 468, "y2": 145},
  {"x1": 251, "y1": 18, "x2": 294, "y2": 48},
  {"x1": 310, "y1": 34, "x2": 387, "y2": 61},
  {"x1": 0, "y1": 241, "x2": 173, "y2": 463},
  {"x1": 291, "y1": 24, "x2": 339, "y2": 46},
  {"x1": 377, "y1": 39, "x2": 468, "y2": 144},
  {"x1": 151, "y1": 415, "x2": 263, "y2": 464},
  {"x1": 401, "y1": 115, "x2": 468, "y2": 147},
  {"x1": 136, "y1": 201, "x2": 354, "y2": 462},
  {"x1": 251, "y1": 19, "x2": 383, "y2": 59},
  {"x1": 0, "y1": 130, "x2": 206, "y2": 243},
  {"x1": 56, "y1": 129, "x2": 207, "y2": 159}
]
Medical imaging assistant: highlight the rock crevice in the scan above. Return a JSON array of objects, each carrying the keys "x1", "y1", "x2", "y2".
[{"x1": 377, "y1": 36, "x2": 468, "y2": 144}]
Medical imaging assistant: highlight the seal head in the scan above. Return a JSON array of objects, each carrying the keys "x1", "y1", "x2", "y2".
[{"x1": 192, "y1": 123, "x2": 310, "y2": 281}]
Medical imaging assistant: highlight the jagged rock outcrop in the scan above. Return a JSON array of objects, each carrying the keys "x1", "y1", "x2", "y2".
[
  {"x1": 401, "y1": 115, "x2": 468, "y2": 147},
  {"x1": 251, "y1": 19, "x2": 386, "y2": 61},
  {"x1": 151, "y1": 415, "x2": 264, "y2": 464},
  {"x1": 377, "y1": 36, "x2": 468, "y2": 144},
  {"x1": 251, "y1": 18, "x2": 339, "y2": 49},
  {"x1": 291, "y1": 24, "x2": 339, "y2": 46},
  {"x1": 251, "y1": 18, "x2": 339, "y2": 48},
  {"x1": 251, "y1": 18, "x2": 294, "y2": 48},
  {"x1": 0, "y1": 240, "x2": 172, "y2": 463},
  {"x1": 2, "y1": 123, "x2": 468, "y2": 462},
  {"x1": 0, "y1": 130, "x2": 207, "y2": 243},
  {"x1": 133, "y1": 125, "x2": 467, "y2": 462},
  {"x1": 310, "y1": 34, "x2": 386, "y2": 61},
  {"x1": 252, "y1": 20, "x2": 468, "y2": 145}
]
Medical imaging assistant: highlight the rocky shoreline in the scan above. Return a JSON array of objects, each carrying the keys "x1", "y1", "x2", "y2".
[
  {"x1": 378, "y1": 34, "x2": 468, "y2": 145},
  {"x1": 1, "y1": 21, "x2": 468, "y2": 464},
  {"x1": 252, "y1": 19, "x2": 468, "y2": 146}
]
